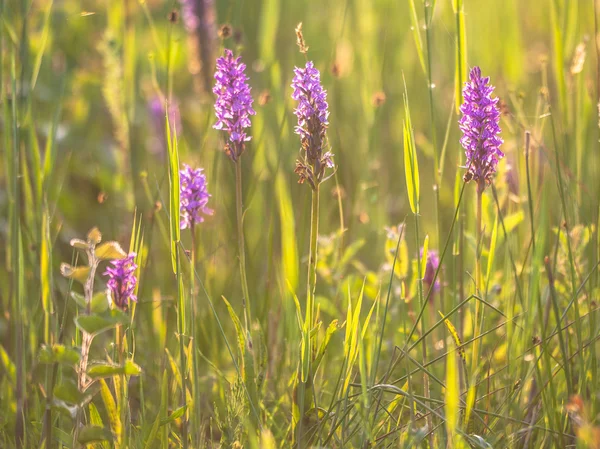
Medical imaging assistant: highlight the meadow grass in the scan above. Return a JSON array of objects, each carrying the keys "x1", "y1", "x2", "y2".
[{"x1": 1, "y1": 0, "x2": 599, "y2": 448}]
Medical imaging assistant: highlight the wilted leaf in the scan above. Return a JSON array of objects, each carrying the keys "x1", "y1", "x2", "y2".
[
  {"x1": 99, "y1": 379, "x2": 122, "y2": 446},
  {"x1": 70, "y1": 238, "x2": 89, "y2": 250},
  {"x1": 60, "y1": 263, "x2": 90, "y2": 284},
  {"x1": 39, "y1": 344, "x2": 81, "y2": 365},
  {"x1": 88, "y1": 403, "x2": 109, "y2": 449},
  {"x1": 87, "y1": 227, "x2": 102, "y2": 244},
  {"x1": 77, "y1": 425, "x2": 113, "y2": 444},
  {"x1": 468, "y1": 434, "x2": 494, "y2": 449},
  {"x1": 95, "y1": 241, "x2": 127, "y2": 260}
]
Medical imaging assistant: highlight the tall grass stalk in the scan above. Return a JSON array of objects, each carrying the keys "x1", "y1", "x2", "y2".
[{"x1": 10, "y1": 51, "x2": 25, "y2": 449}]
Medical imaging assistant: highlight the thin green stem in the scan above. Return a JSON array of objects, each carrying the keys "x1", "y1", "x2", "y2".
[
  {"x1": 307, "y1": 185, "x2": 320, "y2": 335},
  {"x1": 176, "y1": 244, "x2": 188, "y2": 449},
  {"x1": 423, "y1": 0, "x2": 439, "y2": 184},
  {"x1": 190, "y1": 229, "x2": 201, "y2": 445},
  {"x1": 116, "y1": 324, "x2": 128, "y2": 447},
  {"x1": 524, "y1": 131, "x2": 535, "y2": 252},
  {"x1": 10, "y1": 50, "x2": 25, "y2": 448},
  {"x1": 235, "y1": 158, "x2": 252, "y2": 330},
  {"x1": 414, "y1": 212, "x2": 433, "y2": 447}
]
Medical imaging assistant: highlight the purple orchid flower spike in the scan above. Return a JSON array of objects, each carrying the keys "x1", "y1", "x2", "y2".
[
  {"x1": 179, "y1": 164, "x2": 213, "y2": 230},
  {"x1": 459, "y1": 66, "x2": 504, "y2": 192},
  {"x1": 104, "y1": 253, "x2": 138, "y2": 310},
  {"x1": 291, "y1": 61, "x2": 334, "y2": 189},
  {"x1": 213, "y1": 49, "x2": 256, "y2": 161}
]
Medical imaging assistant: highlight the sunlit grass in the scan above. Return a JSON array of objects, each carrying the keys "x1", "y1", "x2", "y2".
[{"x1": 1, "y1": 0, "x2": 599, "y2": 448}]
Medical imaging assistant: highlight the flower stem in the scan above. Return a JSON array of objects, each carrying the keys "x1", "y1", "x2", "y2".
[
  {"x1": 116, "y1": 324, "x2": 128, "y2": 447},
  {"x1": 297, "y1": 184, "x2": 320, "y2": 447},
  {"x1": 307, "y1": 185, "x2": 320, "y2": 335},
  {"x1": 74, "y1": 251, "x2": 99, "y2": 448},
  {"x1": 235, "y1": 158, "x2": 253, "y2": 330},
  {"x1": 471, "y1": 188, "x2": 483, "y2": 379}
]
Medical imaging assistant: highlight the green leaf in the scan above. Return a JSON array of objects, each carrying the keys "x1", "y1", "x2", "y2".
[
  {"x1": 70, "y1": 291, "x2": 87, "y2": 308},
  {"x1": 159, "y1": 405, "x2": 186, "y2": 426},
  {"x1": 95, "y1": 241, "x2": 127, "y2": 260},
  {"x1": 91, "y1": 291, "x2": 110, "y2": 314},
  {"x1": 77, "y1": 426, "x2": 113, "y2": 444},
  {"x1": 54, "y1": 379, "x2": 83, "y2": 405},
  {"x1": 338, "y1": 239, "x2": 366, "y2": 274},
  {"x1": 503, "y1": 210, "x2": 524, "y2": 234},
  {"x1": 60, "y1": 263, "x2": 90, "y2": 284},
  {"x1": 53, "y1": 427, "x2": 74, "y2": 448},
  {"x1": 52, "y1": 400, "x2": 78, "y2": 420},
  {"x1": 87, "y1": 359, "x2": 142, "y2": 379},
  {"x1": 38, "y1": 344, "x2": 81, "y2": 365},
  {"x1": 221, "y1": 296, "x2": 246, "y2": 358},
  {"x1": 74, "y1": 309, "x2": 129, "y2": 335}
]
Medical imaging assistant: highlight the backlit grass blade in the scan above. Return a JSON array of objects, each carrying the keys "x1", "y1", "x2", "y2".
[
  {"x1": 30, "y1": 0, "x2": 53, "y2": 91},
  {"x1": 485, "y1": 213, "x2": 498, "y2": 293},
  {"x1": 421, "y1": 234, "x2": 429, "y2": 281},
  {"x1": 166, "y1": 108, "x2": 180, "y2": 274},
  {"x1": 550, "y1": 0, "x2": 567, "y2": 117},
  {"x1": 453, "y1": 0, "x2": 467, "y2": 113},
  {"x1": 407, "y1": 0, "x2": 426, "y2": 74},
  {"x1": 445, "y1": 338, "x2": 459, "y2": 442},
  {"x1": 276, "y1": 171, "x2": 299, "y2": 292},
  {"x1": 402, "y1": 78, "x2": 420, "y2": 215}
]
